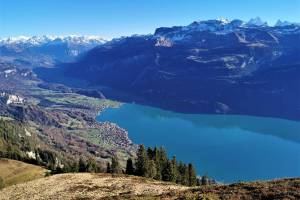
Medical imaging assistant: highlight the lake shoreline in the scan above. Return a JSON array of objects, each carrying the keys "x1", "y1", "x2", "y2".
[{"x1": 97, "y1": 103, "x2": 300, "y2": 183}]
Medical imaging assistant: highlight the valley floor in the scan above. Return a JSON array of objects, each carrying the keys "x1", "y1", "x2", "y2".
[{"x1": 0, "y1": 172, "x2": 299, "y2": 200}]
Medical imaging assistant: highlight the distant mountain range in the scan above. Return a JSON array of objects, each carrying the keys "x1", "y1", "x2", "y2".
[
  {"x1": 0, "y1": 35, "x2": 106, "y2": 45},
  {"x1": 35, "y1": 18, "x2": 300, "y2": 120},
  {"x1": 0, "y1": 35, "x2": 107, "y2": 68}
]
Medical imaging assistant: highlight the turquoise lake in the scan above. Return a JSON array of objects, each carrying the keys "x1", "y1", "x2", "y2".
[{"x1": 97, "y1": 103, "x2": 300, "y2": 183}]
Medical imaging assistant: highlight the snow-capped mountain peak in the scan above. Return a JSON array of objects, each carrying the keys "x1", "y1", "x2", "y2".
[
  {"x1": 217, "y1": 18, "x2": 231, "y2": 24},
  {"x1": 0, "y1": 35, "x2": 108, "y2": 46},
  {"x1": 153, "y1": 17, "x2": 300, "y2": 43},
  {"x1": 275, "y1": 20, "x2": 300, "y2": 27},
  {"x1": 247, "y1": 17, "x2": 268, "y2": 26}
]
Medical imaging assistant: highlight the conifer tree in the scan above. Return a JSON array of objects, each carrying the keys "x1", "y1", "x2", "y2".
[
  {"x1": 86, "y1": 158, "x2": 99, "y2": 173},
  {"x1": 78, "y1": 158, "x2": 87, "y2": 172},
  {"x1": 147, "y1": 160, "x2": 157, "y2": 178},
  {"x1": 135, "y1": 144, "x2": 149, "y2": 177},
  {"x1": 154, "y1": 147, "x2": 162, "y2": 180},
  {"x1": 162, "y1": 160, "x2": 173, "y2": 181},
  {"x1": 201, "y1": 174, "x2": 209, "y2": 185},
  {"x1": 106, "y1": 162, "x2": 111, "y2": 173},
  {"x1": 171, "y1": 156, "x2": 178, "y2": 182},
  {"x1": 188, "y1": 163, "x2": 197, "y2": 186},
  {"x1": 70, "y1": 160, "x2": 79, "y2": 172},
  {"x1": 158, "y1": 146, "x2": 168, "y2": 168},
  {"x1": 125, "y1": 158, "x2": 135, "y2": 175},
  {"x1": 147, "y1": 147, "x2": 154, "y2": 160},
  {"x1": 111, "y1": 155, "x2": 121, "y2": 174},
  {"x1": 176, "y1": 163, "x2": 189, "y2": 185}
]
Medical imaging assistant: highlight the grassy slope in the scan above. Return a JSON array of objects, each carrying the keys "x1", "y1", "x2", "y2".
[
  {"x1": 0, "y1": 172, "x2": 299, "y2": 200},
  {"x1": 0, "y1": 159, "x2": 47, "y2": 188},
  {"x1": 0, "y1": 173, "x2": 186, "y2": 200},
  {"x1": 161, "y1": 178, "x2": 300, "y2": 200}
]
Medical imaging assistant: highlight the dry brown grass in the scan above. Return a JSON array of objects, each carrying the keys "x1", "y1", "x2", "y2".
[
  {"x1": 0, "y1": 158, "x2": 47, "y2": 188},
  {"x1": 0, "y1": 173, "x2": 187, "y2": 200},
  {"x1": 0, "y1": 170, "x2": 299, "y2": 200},
  {"x1": 158, "y1": 178, "x2": 300, "y2": 200}
]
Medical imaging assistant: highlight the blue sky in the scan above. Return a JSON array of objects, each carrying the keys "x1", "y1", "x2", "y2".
[{"x1": 1, "y1": 0, "x2": 299, "y2": 38}]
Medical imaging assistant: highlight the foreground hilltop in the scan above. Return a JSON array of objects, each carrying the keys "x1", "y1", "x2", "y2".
[
  {"x1": 0, "y1": 173, "x2": 186, "y2": 200},
  {"x1": 0, "y1": 172, "x2": 299, "y2": 200}
]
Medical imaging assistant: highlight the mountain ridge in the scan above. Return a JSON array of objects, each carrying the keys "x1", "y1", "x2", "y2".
[
  {"x1": 36, "y1": 18, "x2": 300, "y2": 121},
  {"x1": 0, "y1": 35, "x2": 107, "y2": 46},
  {"x1": 0, "y1": 35, "x2": 107, "y2": 68}
]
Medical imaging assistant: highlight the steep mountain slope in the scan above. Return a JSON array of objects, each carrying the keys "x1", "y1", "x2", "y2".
[
  {"x1": 0, "y1": 57, "x2": 135, "y2": 172},
  {"x1": 44, "y1": 19, "x2": 300, "y2": 120},
  {"x1": 0, "y1": 173, "x2": 299, "y2": 200}
]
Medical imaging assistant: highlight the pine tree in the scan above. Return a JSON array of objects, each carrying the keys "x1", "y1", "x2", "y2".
[
  {"x1": 175, "y1": 162, "x2": 190, "y2": 186},
  {"x1": 135, "y1": 144, "x2": 149, "y2": 177},
  {"x1": 162, "y1": 160, "x2": 173, "y2": 181},
  {"x1": 106, "y1": 162, "x2": 111, "y2": 173},
  {"x1": 125, "y1": 158, "x2": 135, "y2": 175},
  {"x1": 196, "y1": 177, "x2": 201, "y2": 186},
  {"x1": 78, "y1": 158, "x2": 87, "y2": 172},
  {"x1": 147, "y1": 160, "x2": 157, "y2": 178},
  {"x1": 70, "y1": 161, "x2": 79, "y2": 172},
  {"x1": 170, "y1": 156, "x2": 178, "y2": 182},
  {"x1": 86, "y1": 158, "x2": 99, "y2": 173},
  {"x1": 111, "y1": 155, "x2": 121, "y2": 174},
  {"x1": 154, "y1": 147, "x2": 162, "y2": 180},
  {"x1": 201, "y1": 174, "x2": 209, "y2": 185},
  {"x1": 158, "y1": 146, "x2": 168, "y2": 169},
  {"x1": 187, "y1": 163, "x2": 197, "y2": 186},
  {"x1": 147, "y1": 147, "x2": 155, "y2": 160}
]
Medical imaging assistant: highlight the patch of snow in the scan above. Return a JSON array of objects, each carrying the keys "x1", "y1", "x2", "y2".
[
  {"x1": 215, "y1": 102, "x2": 230, "y2": 114},
  {"x1": 217, "y1": 18, "x2": 231, "y2": 24},
  {"x1": 25, "y1": 128, "x2": 32, "y2": 136},
  {"x1": 240, "y1": 61, "x2": 247, "y2": 68},
  {"x1": 6, "y1": 94, "x2": 24, "y2": 105},
  {"x1": 247, "y1": 17, "x2": 268, "y2": 26},
  {"x1": 26, "y1": 151, "x2": 36, "y2": 159},
  {"x1": 275, "y1": 20, "x2": 300, "y2": 27},
  {"x1": 0, "y1": 35, "x2": 108, "y2": 46},
  {"x1": 21, "y1": 72, "x2": 29, "y2": 77},
  {"x1": 2, "y1": 69, "x2": 17, "y2": 78},
  {"x1": 155, "y1": 37, "x2": 173, "y2": 47}
]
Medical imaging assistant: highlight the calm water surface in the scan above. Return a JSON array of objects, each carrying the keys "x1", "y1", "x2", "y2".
[{"x1": 97, "y1": 103, "x2": 300, "y2": 183}]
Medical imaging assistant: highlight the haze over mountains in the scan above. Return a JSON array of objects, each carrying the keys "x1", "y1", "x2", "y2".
[
  {"x1": 0, "y1": 35, "x2": 107, "y2": 68},
  {"x1": 33, "y1": 18, "x2": 300, "y2": 121}
]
